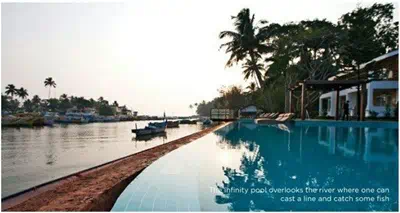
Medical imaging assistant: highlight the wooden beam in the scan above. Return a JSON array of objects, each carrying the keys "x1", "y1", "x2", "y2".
[
  {"x1": 360, "y1": 83, "x2": 366, "y2": 121},
  {"x1": 335, "y1": 89, "x2": 340, "y2": 120},
  {"x1": 289, "y1": 90, "x2": 293, "y2": 113},
  {"x1": 301, "y1": 84, "x2": 305, "y2": 120}
]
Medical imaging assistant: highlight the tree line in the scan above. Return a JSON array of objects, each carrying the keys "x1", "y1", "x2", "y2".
[
  {"x1": 196, "y1": 3, "x2": 398, "y2": 116},
  {"x1": 2, "y1": 77, "x2": 130, "y2": 116}
]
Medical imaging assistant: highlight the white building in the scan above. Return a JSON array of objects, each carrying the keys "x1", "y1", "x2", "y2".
[
  {"x1": 319, "y1": 50, "x2": 398, "y2": 118},
  {"x1": 238, "y1": 105, "x2": 258, "y2": 118}
]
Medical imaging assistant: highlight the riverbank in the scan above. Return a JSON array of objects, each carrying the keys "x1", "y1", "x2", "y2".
[{"x1": 2, "y1": 122, "x2": 230, "y2": 211}]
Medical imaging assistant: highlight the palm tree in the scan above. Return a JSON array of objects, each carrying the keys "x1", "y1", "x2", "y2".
[
  {"x1": 246, "y1": 82, "x2": 257, "y2": 93},
  {"x1": 5, "y1": 84, "x2": 17, "y2": 98},
  {"x1": 242, "y1": 59, "x2": 266, "y2": 88},
  {"x1": 219, "y1": 8, "x2": 271, "y2": 88},
  {"x1": 44, "y1": 77, "x2": 56, "y2": 99},
  {"x1": 60, "y1": 93, "x2": 68, "y2": 100},
  {"x1": 17, "y1": 87, "x2": 29, "y2": 100}
]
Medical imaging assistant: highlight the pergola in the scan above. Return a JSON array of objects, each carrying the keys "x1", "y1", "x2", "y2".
[{"x1": 289, "y1": 80, "x2": 369, "y2": 121}]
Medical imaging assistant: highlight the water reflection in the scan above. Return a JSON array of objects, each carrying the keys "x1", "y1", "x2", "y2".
[{"x1": 214, "y1": 123, "x2": 398, "y2": 211}]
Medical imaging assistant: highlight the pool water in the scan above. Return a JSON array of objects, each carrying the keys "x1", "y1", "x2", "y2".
[{"x1": 112, "y1": 121, "x2": 398, "y2": 211}]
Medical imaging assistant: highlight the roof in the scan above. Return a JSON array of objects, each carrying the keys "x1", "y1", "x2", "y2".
[
  {"x1": 360, "y1": 50, "x2": 398, "y2": 69},
  {"x1": 291, "y1": 80, "x2": 369, "y2": 91},
  {"x1": 329, "y1": 50, "x2": 399, "y2": 81}
]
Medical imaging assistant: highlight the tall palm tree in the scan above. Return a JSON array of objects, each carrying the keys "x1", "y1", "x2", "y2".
[
  {"x1": 44, "y1": 77, "x2": 56, "y2": 99},
  {"x1": 219, "y1": 8, "x2": 271, "y2": 88},
  {"x1": 17, "y1": 87, "x2": 29, "y2": 100},
  {"x1": 5, "y1": 84, "x2": 17, "y2": 98}
]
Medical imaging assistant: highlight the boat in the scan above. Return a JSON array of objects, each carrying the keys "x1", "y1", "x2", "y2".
[
  {"x1": 133, "y1": 132, "x2": 167, "y2": 142},
  {"x1": 103, "y1": 116, "x2": 120, "y2": 122},
  {"x1": 166, "y1": 120, "x2": 179, "y2": 128},
  {"x1": 43, "y1": 112, "x2": 57, "y2": 126},
  {"x1": 132, "y1": 121, "x2": 167, "y2": 136},
  {"x1": 203, "y1": 119, "x2": 213, "y2": 125},
  {"x1": 180, "y1": 119, "x2": 197, "y2": 124}
]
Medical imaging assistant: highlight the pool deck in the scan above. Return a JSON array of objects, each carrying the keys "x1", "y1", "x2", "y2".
[{"x1": 2, "y1": 122, "x2": 231, "y2": 211}]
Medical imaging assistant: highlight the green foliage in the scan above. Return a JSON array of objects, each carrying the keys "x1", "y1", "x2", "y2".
[
  {"x1": 384, "y1": 104, "x2": 392, "y2": 118},
  {"x1": 215, "y1": 4, "x2": 398, "y2": 113},
  {"x1": 98, "y1": 104, "x2": 114, "y2": 116},
  {"x1": 23, "y1": 99, "x2": 34, "y2": 112},
  {"x1": 368, "y1": 110, "x2": 379, "y2": 118}
]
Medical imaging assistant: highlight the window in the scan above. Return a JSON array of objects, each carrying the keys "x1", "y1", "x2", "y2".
[{"x1": 373, "y1": 89, "x2": 398, "y2": 106}]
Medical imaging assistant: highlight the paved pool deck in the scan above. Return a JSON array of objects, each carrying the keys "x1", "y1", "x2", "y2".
[{"x1": 2, "y1": 122, "x2": 230, "y2": 211}]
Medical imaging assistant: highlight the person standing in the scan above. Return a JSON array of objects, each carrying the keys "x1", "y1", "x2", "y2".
[{"x1": 343, "y1": 101, "x2": 350, "y2": 121}]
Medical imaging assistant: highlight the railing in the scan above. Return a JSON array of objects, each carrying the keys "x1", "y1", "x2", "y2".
[{"x1": 210, "y1": 109, "x2": 235, "y2": 120}]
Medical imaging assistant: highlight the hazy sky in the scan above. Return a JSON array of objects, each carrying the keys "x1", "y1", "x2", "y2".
[{"x1": 2, "y1": 0, "x2": 398, "y2": 116}]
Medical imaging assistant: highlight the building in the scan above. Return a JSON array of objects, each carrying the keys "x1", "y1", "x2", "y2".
[
  {"x1": 238, "y1": 105, "x2": 258, "y2": 118},
  {"x1": 319, "y1": 50, "x2": 398, "y2": 118}
]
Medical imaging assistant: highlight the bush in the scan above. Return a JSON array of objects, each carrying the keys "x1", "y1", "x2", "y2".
[
  {"x1": 384, "y1": 104, "x2": 392, "y2": 118},
  {"x1": 368, "y1": 110, "x2": 378, "y2": 118}
]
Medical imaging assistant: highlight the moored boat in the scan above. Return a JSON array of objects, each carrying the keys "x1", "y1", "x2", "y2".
[
  {"x1": 166, "y1": 120, "x2": 179, "y2": 128},
  {"x1": 132, "y1": 121, "x2": 167, "y2": 136}
]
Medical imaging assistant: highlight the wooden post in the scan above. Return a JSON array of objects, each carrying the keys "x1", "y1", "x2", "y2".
[
  {"x1": 289, "y1": 89, "x2": 293, "y2": 113},
  {"x1": 360, "y1": 83, "x2": 366, "y2": 121},
  {"x1": 335, "y1": 89, "x2": 340, "y2": 121},
  {"x1": 301, "y1": 83, "x2": 305, "y2": 120}
]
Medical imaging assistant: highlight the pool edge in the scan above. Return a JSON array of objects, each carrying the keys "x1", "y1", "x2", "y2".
[{"x1": 2, "y1": 122, "x2": 232, "y2": 211}]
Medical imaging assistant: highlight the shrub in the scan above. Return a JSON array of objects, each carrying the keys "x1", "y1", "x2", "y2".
[
  {"x1": 368, "y1": 110, "x2": 378, "y2": 118},
  {"x1": 384, "y1": 104, "x2": 392, "y2": 118}
]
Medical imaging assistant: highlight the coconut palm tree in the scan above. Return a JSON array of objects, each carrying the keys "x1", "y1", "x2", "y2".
[
  {"x1": 60, "y1": 93, "x2": 68, "y2": 100},
  {"x1": 17, "y1": 87, "x2": 29, "y2": 100},
  {"x1": 44, "y1": 77, "x2": 56, "y2": 99},
  {"x1": 219, "y1": 8, "x2": 271, "y2": 88},
  {"x1": 5, "y1": 84, "x2": 17, "y2": 98},
  {"x1": 242, "y1": 59, "x2": 266, "y2": 88},
  {"x1": 246, "y1": 82, "x2": 257, "y2": 93}
]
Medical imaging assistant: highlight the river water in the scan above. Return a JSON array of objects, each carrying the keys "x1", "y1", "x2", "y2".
[{"x1": 1, "y1": 121, "x2": 202, "y2": 198}]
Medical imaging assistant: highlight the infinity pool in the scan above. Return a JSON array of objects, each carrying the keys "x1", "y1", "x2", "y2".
[{"x1": 112, "y1": 121, "x2": 398, "y2": 211}]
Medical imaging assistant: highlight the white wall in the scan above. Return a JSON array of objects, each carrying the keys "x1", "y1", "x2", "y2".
[
  {"x1": 319, "y1": 81, "x2": 398, "y2": 118},
  {"x1": 366, "y1": 81, "x2": 398, "y2": 117}
]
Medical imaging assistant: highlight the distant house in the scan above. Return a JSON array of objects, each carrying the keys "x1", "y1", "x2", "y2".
[
  {"x1": 238, "y1": 105, "x2": 258, "y2": 118},
  {"x1": 319, "y1": 50, "x2": 398, "y2": 118}
]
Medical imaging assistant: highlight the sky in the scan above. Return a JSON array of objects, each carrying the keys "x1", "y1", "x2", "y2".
[{"x1": 1, "y1": 0, "x2": 398, "y2": 116}]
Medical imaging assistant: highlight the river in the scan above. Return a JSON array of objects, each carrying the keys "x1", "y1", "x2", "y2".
[{"x1": 1, "y1": 121, "x2": 202, "y2": 198}]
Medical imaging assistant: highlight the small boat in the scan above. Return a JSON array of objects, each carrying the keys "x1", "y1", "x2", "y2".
[
  {"x1": 203, "y1": 119, "x2": 213, "y2": 125},
  {"x1": 180, "y1": 119, "x2": 197, "y2": 124},
  {"x1": 166, "y1": 120, "x2": 179, "y2": 128},
  {"x1": 44, "y1": 112, "x2": 57, "y2": 126},
  {"x1": 132, "y1": 121, "x2": 167, "y2": 136},
  {"x1": 133, "y1": 132, "x2": 167, "y2": 141}
]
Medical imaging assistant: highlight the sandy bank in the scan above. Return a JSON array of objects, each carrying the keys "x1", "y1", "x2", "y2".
[{"x1": 2, "y1": 122, "x2": 230, "y2": 211}]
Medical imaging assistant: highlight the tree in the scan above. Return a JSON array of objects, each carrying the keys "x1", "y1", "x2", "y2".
[
  {"x1": 339, "y1": 3, "x2": 398, "y2": 120},
  {"x1": 23, "y1": 99, "x2": 34, "y2": 112},
  {"x1": 98, "y1": 104, "x2": 114, "y2": 116},
  {"x1": 113, "y1": 101, "x2": 119, "y2": 107},
  {"x1": 5, "y1": 84, "x2": 17, "y2": 99},
  {"x1": 2, "y1": 95, "x2": 10, "y2": 112},
  {"x1": 44, "y1": 77, "x2": 56, "y2": 99},
  {"x1": 17, "y1": 87, "x2": 29, "y2": 100},
  {"x1": 32, "y1": 95, "x2": 41, "y2": 112},
  {"x1": 246, "y1": 82, "x2": 257, "y2": 93},
  {"x1": 219, "y1": 8, "x2": 272, "y2": 88}
]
